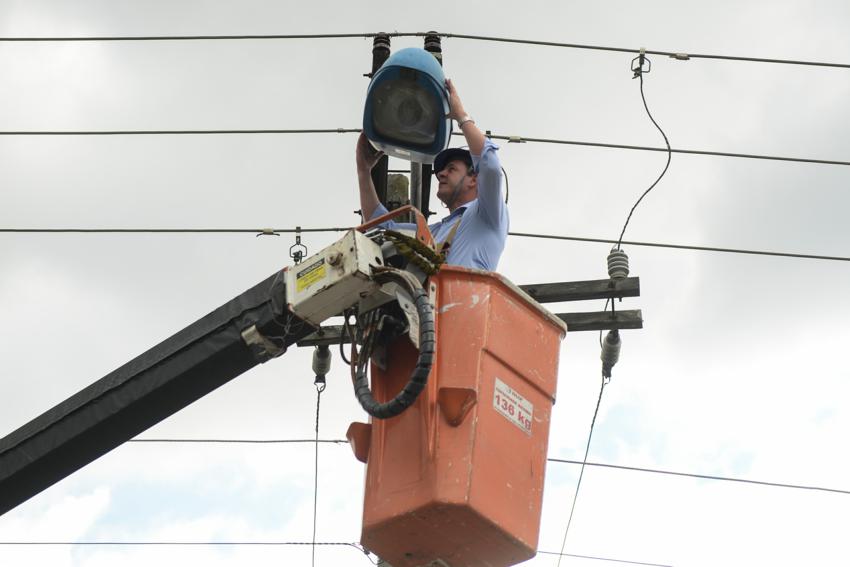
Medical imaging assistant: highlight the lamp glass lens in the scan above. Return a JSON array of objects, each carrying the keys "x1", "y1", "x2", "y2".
[{"x1": 371, "y1": 78, "x2": 440, "y2": 146}]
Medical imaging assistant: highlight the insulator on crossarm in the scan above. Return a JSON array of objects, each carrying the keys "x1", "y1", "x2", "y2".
[
  {"x1": 607, "y1": 246, "x2": 629, "y2": 279},
  {"x1": 312, "y1": 344, "x2": 331, "y2": 386},
  {"x1": 601, "y1": 330, "x2": 621, "y2": 379}
]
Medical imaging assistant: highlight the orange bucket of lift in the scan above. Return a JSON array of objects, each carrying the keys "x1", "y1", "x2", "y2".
[{"x1": 347, "y1": 266, "x2": 568, "y2": 567}]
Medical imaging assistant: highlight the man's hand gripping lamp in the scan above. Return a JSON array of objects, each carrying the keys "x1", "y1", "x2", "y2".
[{"x1": 363, "y1": 47, "x2": 452, "y2": 164}]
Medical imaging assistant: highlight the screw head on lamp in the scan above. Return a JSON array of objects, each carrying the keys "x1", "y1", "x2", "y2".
[{"x1": 363, "y1": 47, "x2": 452, "y2": 164}]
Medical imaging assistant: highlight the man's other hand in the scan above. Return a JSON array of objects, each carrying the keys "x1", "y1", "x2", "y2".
[{"x1": 356, "y1": 132, "x2": 384, "y2": 173}]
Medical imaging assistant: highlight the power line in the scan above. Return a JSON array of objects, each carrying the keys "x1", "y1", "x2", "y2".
[
  {"x1": 474, "y1": 133, "x2": 850, "y2": 168},
  {"x1": 0, "y1": 33, "x2": 375, "y2": 42},
  {"x1": 124, "y1": 438, "x2": 850, "y2": 497},
  {"x1": 444, "y1": 32, "x2": 850, "y2": 70},
  {"x1": 0, "y1": 540, "x2": 665, "y2": 566},
  {"x1": 2, "y1": 127, "x2": 847, "y2": 168},
  {"x1": 0, "y1": 128, "x2": 360, "y2": 136},
  {"x1": 0, "y1": 228, "x2": 348, "y2": 234},
  {"x1": 0, "y1": 541, "x2": 361, "y2": 546},
  {"x1": 557, "y1": 376, "x2": 606, "y2": 567},
  {"x1": 537, "y1": 550, "x2": 673, "y2": 567},
  {"x1": 508, "y1": 232, "x2": 850, "y2": 263},
  {"x1": 548, "y1": 458, "x2": 850, "y2": 497},
  {"x1": 128, "y1": 438, "x2": 348, "y2": 444},
  {"x1": 3, "y1": 227, "x2": 845, "y2": 263},
  {"x1": 0, "y1": 30, "x2": 846, "y2": 70}
]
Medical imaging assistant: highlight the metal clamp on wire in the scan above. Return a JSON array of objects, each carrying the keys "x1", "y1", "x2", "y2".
[
  {"x1": 352, "y1": 267, "x2": 435, "y2": 419},
  {"x1": 289, "y1": 226, "x2": 308, "y2": 265},
  {"x1": 631, "y1": 48, "x2": 651, "y2": 78}
]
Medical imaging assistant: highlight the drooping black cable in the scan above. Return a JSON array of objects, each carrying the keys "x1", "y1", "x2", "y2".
[
  {"x1": 339, "y1": 310, "x2": 353, "y2": 365},
  {"x1": 556, "y1": 375, "x2": 606, "y2": 567},
  {"x1": 353, "y1": 268, "x2": 435, "y2": 419},
  {"x1": 616, "y1": 67, "x2": 672, "y2": 250}
]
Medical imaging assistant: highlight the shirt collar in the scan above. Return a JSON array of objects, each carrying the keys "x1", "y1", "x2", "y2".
[{"x1": 441, "y1": 199, "x2": 475, "y2": 223}]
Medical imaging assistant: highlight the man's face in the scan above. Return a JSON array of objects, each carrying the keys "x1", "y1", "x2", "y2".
[{"x1": 435, "y1": 159, "x2": 474, "y2": 205}]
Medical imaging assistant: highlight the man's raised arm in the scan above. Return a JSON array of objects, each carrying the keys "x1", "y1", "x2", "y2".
[
  {"x1": 446, "y1": 78, "x2": 485, "y2": 156},
  {"x1": 446, "y1": 79, "x2": 505, "y2": 227},
  {"x1": 356, "y1": 132, "x2": 385, "y2": 222}
]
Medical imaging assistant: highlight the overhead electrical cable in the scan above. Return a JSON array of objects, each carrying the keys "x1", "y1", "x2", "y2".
[
  {"x1": 0, "y1": 541, "x2": 365, "y2": 547},
  {"x1": 536, "y1": 551, "x2": 673, "y2": 567},
  {"x1": 508, "y1": 232, "x2": 850, "y2": 263},
  {"x1": 124, "y1": 439, "x2": 850, "y2": 496},
  {"x1": 0, "y1": 228, "x2": 349, "y2": 234},
  {"x1": 548, "y1": 458, "x2": 850, "y2": 497},
  {"x1": 556, "y1": 376, "x2": 606, "y2": 567},
  {"x1": 1, "y1": 227, "x2": 846, "y2": 262},
  {"x1": 0, "y1": 541, "x2": 666, "y2": 566},
  {"x1": 1, "y1": 127, "x2": 846, "y2": 168},
  {"x1": 128, "y1": 438, "x2": 348, "y2": 444},
  {"x1": 0, "y1": 128, "x2": 361, "y2": 136},
  {"x1": 478, "y1": 133, "x2": 850, "y2": 168},
  {"x1": 0, "y1": 539, "x2": 379, "y2": 563},
  {"x1": 0, "y1": 30, "x2": 846, "y2": 70}
]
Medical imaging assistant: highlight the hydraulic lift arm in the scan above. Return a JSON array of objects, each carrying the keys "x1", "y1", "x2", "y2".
[
  {"x1": 0, "y1": 210, "x2": 434, "y2": 517},
  {"x1": 0, "y1": 270, "x2": 313, "y2": 516}
]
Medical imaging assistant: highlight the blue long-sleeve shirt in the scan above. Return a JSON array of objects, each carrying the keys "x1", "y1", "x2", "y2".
[{"x1": 370, "y1": 139, "x2": 509, "y2": 271}]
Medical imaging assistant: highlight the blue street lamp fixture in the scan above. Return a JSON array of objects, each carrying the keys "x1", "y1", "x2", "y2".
[{"x1": 363, "y1": 47, "x2": 452, "y2": 164}]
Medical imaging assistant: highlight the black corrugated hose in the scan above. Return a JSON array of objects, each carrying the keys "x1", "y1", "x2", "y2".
[{"x1": 353, "y1": 268, "x2": 435, "y2": 419}]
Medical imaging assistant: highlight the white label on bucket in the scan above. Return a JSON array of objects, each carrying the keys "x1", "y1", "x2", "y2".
[{"x1": 493, "y1": 378, "x2": 533, "y2": 435}]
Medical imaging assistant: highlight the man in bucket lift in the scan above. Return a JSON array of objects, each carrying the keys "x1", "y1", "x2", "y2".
[{"x1": 356, "y1": 79, "x2": 509, "y2": 271}]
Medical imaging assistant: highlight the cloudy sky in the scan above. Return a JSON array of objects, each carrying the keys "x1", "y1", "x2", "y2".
[{"x1": 1, "y1": 1, "x2": 849, "y2": 566}]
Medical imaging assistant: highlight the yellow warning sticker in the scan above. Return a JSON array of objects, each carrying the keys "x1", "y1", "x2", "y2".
[{"x1": 296, "y1": 258, "x2": 326, "y2": 292}]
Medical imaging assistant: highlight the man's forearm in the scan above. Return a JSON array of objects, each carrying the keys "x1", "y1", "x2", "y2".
[
  {"x1": 358, "y1": 170, "x2": 381, "y2": 222},
  {"x1": 459, "y1": 119, "x2": 486, "y2": 157}
]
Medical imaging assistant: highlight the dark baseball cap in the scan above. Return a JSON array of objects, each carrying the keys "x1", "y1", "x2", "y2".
[{"x1": 433, "y1": 147, "x2": 473, "y2": 175}]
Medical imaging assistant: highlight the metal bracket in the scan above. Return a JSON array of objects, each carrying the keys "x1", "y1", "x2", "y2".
[{"x1": 241, "y1": 324, "x2": 286, "y2": 361}]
